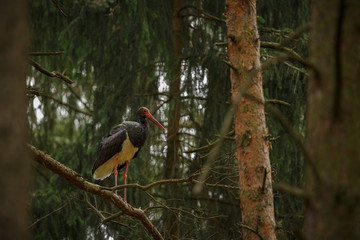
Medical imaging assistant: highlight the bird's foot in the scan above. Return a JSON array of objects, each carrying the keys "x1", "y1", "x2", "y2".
[
  {"x1": 115, "y1": 195, "x2": 133, "y2": 210},
  {"x1": 126, "y1": 202, "x2": 134, "y2": 210}
]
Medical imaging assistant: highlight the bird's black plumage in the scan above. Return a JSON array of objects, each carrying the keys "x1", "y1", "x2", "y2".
[{"x1": 92, "y1": 108, "x2": 152, "y2": 179}]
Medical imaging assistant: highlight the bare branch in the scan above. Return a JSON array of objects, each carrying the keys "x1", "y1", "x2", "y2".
[
  {"x1": 261, "y1": 41, "x2": 304, "y2": 60},
  {"x1": 283, "y1": 61, "x2": 309, "y2": 76},
  {"x1": 179, "y1": 5, "x2": 225, "y2": 23},
  {"x1": 27, "y1": 58, "x2": 74, "y2": 84},
  {"x1": 27, "y1": 51, "x2": 64, "y2": 56},
  {"x1": 258, "y1": 26, "x2": 293, "y2": 40},
  {"x1": 28, "y1": 201, "x2": 68, "y2": 229},
  {"x1": 111, "y1": 172, "x2": 201, "y2": 192},
  {"x1": 50, "y1": 0, "x2": 67, "y2": 17},
  {"x1": 221, "y1": 59, "x2": 238, "y2": 72},
  {"x1": 266, "y1": 105, "x2": 322, "y2": 182},
  {"x1": 27, "y1": 87, "x2": 92, "y2": 116},
  {"x1": 238, "y1": 223, "x2": 264, "y2": 240},
  {"x1": 273, "y1": 182, "x2": 308, "y2": 199},
  {"x1": 66, "y1": 84, "x2": 93, "y2": 113},
  {"x1": 265, "y1": 99, "x2": 291, "y2": 107},
  {"x1": 185, "y1": 130, "x2": 234, "y2": 153},
  {"x1": 28, "y1": 144, "x2": 164, "y2": 240}
]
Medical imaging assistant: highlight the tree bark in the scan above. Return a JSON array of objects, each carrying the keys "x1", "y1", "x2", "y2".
[
  {"x1": 304, "y1": 0, "x2": 360, "y2": 238},
  {"x1": 0, "y1": 1, "x2": 29, "y2": 239},
  {"x1": 226, "y1": 1, "x2": 277, "y2": 239},
  {"x1": 163, "y1": 0, "x2": 183, "y2": 239}
]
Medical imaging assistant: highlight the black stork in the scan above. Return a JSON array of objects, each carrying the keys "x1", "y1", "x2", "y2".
[{"x1": 92, "y1": 107, "x2": 165, "y2": 202}]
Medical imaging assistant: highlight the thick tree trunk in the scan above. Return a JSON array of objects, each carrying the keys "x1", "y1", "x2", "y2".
[
  {"x1": 226, "y1": 1, "x2": 276, "y2": 239},
  {"x1": 163, "y1": 0, "x2": 183, "y2": 239},
  {"x1": 0, "y1": 1, "x2": 29, "y2": 239},
  {"x1": 304, "y1": 0, "x2": 360, "y2": 239}
]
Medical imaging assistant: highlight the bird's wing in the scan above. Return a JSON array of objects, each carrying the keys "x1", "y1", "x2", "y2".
[{"x1": 92, "y1": 124, "x2": 127, "y2": 174}]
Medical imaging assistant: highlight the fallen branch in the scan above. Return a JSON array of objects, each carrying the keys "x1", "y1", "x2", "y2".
[{"x1": 28, "y1": 144, "x2": 164, "y2": 240}]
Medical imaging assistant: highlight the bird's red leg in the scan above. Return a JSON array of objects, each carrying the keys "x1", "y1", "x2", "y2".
[
  {"x1": 114, "y1": 156, "x2": 119, "y2": 195},
  {"x1": 123, "y1": 161, "x2": 129, "y2": 202}
]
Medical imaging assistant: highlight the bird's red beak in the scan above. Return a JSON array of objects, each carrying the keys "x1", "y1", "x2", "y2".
[{"x1": 145, "y1": 112, "x2": 165, "y2": 130}]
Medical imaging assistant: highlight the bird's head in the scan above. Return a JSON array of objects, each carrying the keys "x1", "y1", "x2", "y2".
[{"x1": 138, "y1": 107, "x2": 165, "y2": 130}]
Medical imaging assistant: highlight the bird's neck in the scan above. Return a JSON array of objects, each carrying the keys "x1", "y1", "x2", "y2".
[{"x1": 139, "y1": 117, "x2": 149, "y2": 129}]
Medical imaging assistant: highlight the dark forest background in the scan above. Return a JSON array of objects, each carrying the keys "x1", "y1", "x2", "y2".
[{"x1": 25, "y1": 1, "x2": 310, "y2": 239}]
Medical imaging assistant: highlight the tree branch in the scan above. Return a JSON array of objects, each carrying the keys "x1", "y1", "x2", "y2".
[
  {"x1": 28, "y1": 144, "x2": 164, "y2": 240},
  {"x1": 111, "y1": 172, "x2": 201, "y2": 192},
  {"x1": 65, "y1": 84, "x2": 93, "y2": 113},
  {"x1": 50, "y1": 0, "x2": 67, "y2": 18},
  {"x1": 265, "y1": 105, "x2": 322, "y2": 183},
  {"x1": 265, "y1": 99, "x2": 291, "y2": 107},
  {"x1": 179, "y1": 5, "x2": 226, "y2": 23},
  {"x1": 273, "y1": 183, "x2": 308, "y2": 199},
  {"x1": 238, "y1": 223, "x2": 264, "y2": 240},
  {"x1": 27, "y1": 51, "x2": 64, "y2": 56},
  {"x1": 221, "y1": 59, "x2": 238, "y2": 72},
  {"x1": 28, "y1": 201, "x2": 68, "y2": 229},
  {"x1": 185, "y1": 130, "x2": 234, "y2": 153},
  {"x1": 27, "y1": 58, "x2": 74, "y2": 84},
  {"x1": 261, "y1": 41, "x2": 304, "y2": 60},
  {"x1": 27, "y1": 87, "x2": 92, "y2": 116}
]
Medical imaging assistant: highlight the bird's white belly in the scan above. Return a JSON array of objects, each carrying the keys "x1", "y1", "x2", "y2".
[{"x1": 93, "y1": 135, "x2": 138, "y2": 180}]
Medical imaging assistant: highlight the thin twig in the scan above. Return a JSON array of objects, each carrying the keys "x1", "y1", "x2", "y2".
[
  {"x1": 28, "y1": 51, "x2": 64, "y2": 56},
  {"x1": 28, "y1": 201, "x2": 68, "y2": 229},
  {"x1": 50, "y1": 0, "x2": 67, "y2": 17},
  {"x1": 265, "y1": 99, "x2": 291, "y2": 107},
  {"x1": 179, "y1": 5, "x2": 225, "y2": 23},
  {"x1": 111, "y1": 172, "x2": 200, "y2": 192},
  {"x1": 222, "y1": 59, "x2": 238, "y2": 72},
  {"x1": 66, "y1": 84, "x2": 93, "y2": 113},
  {"x1": 102, "y1": 212, "x2": 123, "y2": 224},
  {"x1": 185, "y1": 130, "x2": 234, "y2": 153},
  {"x1": 273, "y1": 182, "x2": 308, "y2": 199},
  {"x1": 84, "y1": 193, "x2": 105, "y2": 220}
]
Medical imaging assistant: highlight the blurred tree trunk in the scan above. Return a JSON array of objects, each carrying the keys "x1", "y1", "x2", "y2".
[
  {"x1": 163, "y1": 0, "x2": 183, "y2": 239},
  {"x1": 305, "y1": 0, "x2": 360, "y2": 238},
  {"x1": 226, "y1": 1, "x2": 276, "y2": 239},
  {"x1": 0, "y1": 0, "x2": 29, "y2": 239}
]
